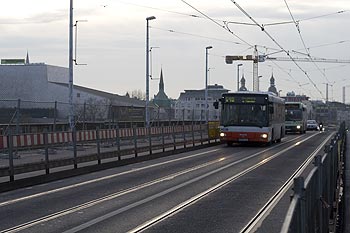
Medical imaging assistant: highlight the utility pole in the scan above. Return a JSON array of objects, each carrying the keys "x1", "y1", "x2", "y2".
[
  {"x1": 237, "y1": 64, "x2": 242, "y2": 91},
  {"x1": 68, "y1": 0, "x2": 74, "y2": 131},
  {"x1": 145, "y1": 16, "x2": 156, "y2": 128},
  {"x1": 253, "y1": 45, "x2": 259, "y2": 91},
  {"x1": 205, "y1": 46, "x2": 213, "y2": 123}
]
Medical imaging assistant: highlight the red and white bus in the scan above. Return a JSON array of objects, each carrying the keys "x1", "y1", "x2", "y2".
[{"x1": 215, "y1": 91, "x2": 285, "y2": 146}]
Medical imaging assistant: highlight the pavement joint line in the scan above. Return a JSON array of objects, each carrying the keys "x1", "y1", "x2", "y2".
[{"x1": 0, "y1": 149, "x2": 220, "y2": 207}]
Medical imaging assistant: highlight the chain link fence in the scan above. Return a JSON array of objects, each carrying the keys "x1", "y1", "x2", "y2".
[{"x1": 0, "y1": 99, "x2": 219, "y2": 135}]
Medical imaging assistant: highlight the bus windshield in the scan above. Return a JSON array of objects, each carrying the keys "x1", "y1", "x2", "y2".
[
  {"x1": 221, "y1": 104, "x2": 268, "y2": 127},
  {"x1": 285, "y1": 109, "x2": 302, "y2": 121}
]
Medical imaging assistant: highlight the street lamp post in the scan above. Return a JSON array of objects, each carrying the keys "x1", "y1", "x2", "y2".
[
  {"x1": 237, "y1": 63, "x2": 242, "y2": 91},
  {"x1": 258, "y1": 75, "x2": 262, "y2": 92},
  {"x1": 69, "y1": 0, "x2": 74, "y2": 131},
  {"x1": 145, "y1": 16, "x2": 156, "y2": 128},
  {"x1": 205, "y1": 46, "x2": 212, "y2": 123}
]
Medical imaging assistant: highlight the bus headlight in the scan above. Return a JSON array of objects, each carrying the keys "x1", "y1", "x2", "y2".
[
  {"x1": 220, "y1": 132, "x2": 226, "y2": 137},
  {"x1": 296, "y1": 125, "x2": 301, "y2": 129},
  {"x1": 261, "y1": 133, "x2": 268, "y2": 139}
]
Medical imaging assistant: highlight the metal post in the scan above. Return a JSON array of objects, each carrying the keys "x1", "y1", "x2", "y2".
[
  {"x1": 72, "y1": 126, "x2": 77, "y2": 169},
  {"x1": 237, "y1": 63, "x2": 242, "y2": 91},
  {"x1": 16, "y1": 99, "x2": 21, "y2": 135},
  {"x1": 200, "y1": 123, "x2": 203, "y2": 145},
  {"x1": 116, "y1": 125, "x2": 121, "y2": 161},
  {"x1": 173, "y1": 125, "x2": 176, "y2": 150},
  {"x1": 253, "y1": 45, "x2": 259, "y2": 92},
  {"x1": 83, "y1": 102, "x2": 86, "y2": 130},
  {"x1": 192, "y1": 120, "x2": 195, "y2": 147},
  {"x1": 294, "y1": 177, "x2": 306, "y2": 233},
  {"x1": 205, "y1": 46, "x2": 212, "y2": 123},
  {"x1": 148, "y1": 126, "x2": 152, "y2": 155},
  {"x1": 133, "y1": 125, "x2": 138, "y2": 157},
  {"x1": 314, "y1": 155, "x2": 324, "y2": 233},
  {"x1": 161, "y1": 124, "x2": 165, "y2": 152},
  {"x1": 145, "y1": 16, "x2": 156, "y2": 128},
  {"x1": 53, "y1": 101, "x2": 57, "y2": 132},
  {"x1": 183, "y1": 120, "x2": 186, "y2": 149},
  {"x1": 8, "y1": 131, "x2": 14, "y2": 182},
  {"x1": 69, "y1": 0, "x2": 75, "y2": 131},
  {"x1": 96, "y1": 127, "x2": 101, "y2": 164},
  {"x1": 44, "y1": 129, "x2": 50, "y2": 174}
]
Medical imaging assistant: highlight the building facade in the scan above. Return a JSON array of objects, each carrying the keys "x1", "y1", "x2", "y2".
[
  {"x1": 0, "y1": 62, "x2": 150, "y2": 125},
  {"x1": 174, "y1": 84, "x2": 229, "y2": 121},
  {"x1": 152, "y1": 69, "x2": 174, "y2": 120}
]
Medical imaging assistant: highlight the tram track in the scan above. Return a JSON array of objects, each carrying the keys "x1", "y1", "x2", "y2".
[
  {"x1": 0, "y1": 133, "x2": 319, "y2": 233},
  {"x1": 126, "y1": 133, "x2": 321, "y2": 233},
  {"x1": 0, "y1": 135, "x2": 302, "y2": 208},
  {"x1": 239, "y1": 132, "x2": 334, "y2": 233}
]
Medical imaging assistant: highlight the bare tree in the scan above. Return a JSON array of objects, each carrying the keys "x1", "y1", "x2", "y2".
[
  {"x1": 75, "y1": 97, "x2": 110, "y2": 122},
  {"x1": 130, "y1": 89, "x2": 146, "y2": 100}
]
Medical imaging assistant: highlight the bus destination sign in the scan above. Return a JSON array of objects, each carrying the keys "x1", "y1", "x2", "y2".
[{"x1": 223, "y1": 95, "x2": 267, "y2": 104}]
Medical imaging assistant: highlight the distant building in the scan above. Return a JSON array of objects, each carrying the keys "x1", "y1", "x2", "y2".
[
  {"x1": 152, "y1": 69, "x2": 174, "y2": 120},
  {"x1": 267, "y1": 73, "x2": 278, "y2": 95},
  {"x1": 239, "y1": 75, "x2": 248, "y2": 91},
  {"x1": 0, "y1": 56, "x2": 152, "y2": 125},
  {"x1": 174, "y1": 84, "x2": 229, "y2": 121}
]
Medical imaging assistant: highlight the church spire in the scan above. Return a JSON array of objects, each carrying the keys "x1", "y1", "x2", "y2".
[
  {"x1": 159, "y1": 68, "x2": 164, "y2": 92},
  {"x1": 25, "y1": 50, "x2": 30, "y2": 64},
  {"x1": 239, "y1": 74, "x2": 248, "y2": 91},
  {"x1": 268, "y1": 72, "x2": 278, "y2": 94}
]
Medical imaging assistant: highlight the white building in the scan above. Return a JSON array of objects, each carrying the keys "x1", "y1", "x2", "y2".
[
  {"x1": 0, "y1": 60, "x2": 147, "y2": 123},
  {"x1": 174, "y1": 84, "x2": 229, "y2": 121}
]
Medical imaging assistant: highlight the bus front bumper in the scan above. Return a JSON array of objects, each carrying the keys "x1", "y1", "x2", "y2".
[{"x1": 220, "y1": 132, "x2": 269, "y2": 143}]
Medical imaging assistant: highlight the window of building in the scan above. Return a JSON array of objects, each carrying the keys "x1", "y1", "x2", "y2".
[{"x1": 77, "y1": 93, "x2": 80, "y2": 98}]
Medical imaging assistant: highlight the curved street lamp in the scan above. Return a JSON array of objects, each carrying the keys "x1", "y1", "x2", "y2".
[
  {"x1": 205, "y1": 46, "x2": 213, "y2": 123},
  {"x1": 145, "y1": 16, "x2": 156, "y2": 128}
]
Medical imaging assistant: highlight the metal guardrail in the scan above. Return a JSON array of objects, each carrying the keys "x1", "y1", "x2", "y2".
[
  {"x1": 1, "y1": 123, "x2": 218, "y2": 183},
  {"x1": 281, "y1": 122, "x2": 346, "y2": 233}
]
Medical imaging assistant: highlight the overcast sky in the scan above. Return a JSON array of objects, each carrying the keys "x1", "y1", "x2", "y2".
[{"x1": 1, "y1": 0, "x2": 349, "y2": 102}]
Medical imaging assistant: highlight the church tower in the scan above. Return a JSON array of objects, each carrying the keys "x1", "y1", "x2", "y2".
[
  {"x1": 239, "y1": 74, "x2": 248, "y2": 91},
  {"x1": 153, "y1": 68, "x2": 171, "y2": 108},
  {"x1": 268, "y1": 73, "x2": 278, "y2": 94}
]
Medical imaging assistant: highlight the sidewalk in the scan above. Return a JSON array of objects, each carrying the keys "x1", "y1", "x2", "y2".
[{"x1": 344, "y1": 131, "x2": 350, "y2": 232}]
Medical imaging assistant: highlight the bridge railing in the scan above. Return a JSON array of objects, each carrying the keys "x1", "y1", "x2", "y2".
[
  {"x1": 281, "y1": 122, "x2": 346, "y2": 233},
  {"x1": 0, "y1": 123, "x2": 219, "y2": 183}
]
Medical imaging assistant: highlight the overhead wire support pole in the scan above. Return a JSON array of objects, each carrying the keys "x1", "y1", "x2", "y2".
[
  {"x1": 145, "y1": 16, "x2": 156, "y2": 128},
  {"x1": 253, "y1": 45, "x2": 259, "y2": 92},
  {"x1": 205, "y1": 46, "x2": 212, "y2": 123},
  {"x1": 229, "y1": 0, "x2": 325, "y2": 100},
  {"x1": 68, "y1": 0, "x2": 74, "y2": 131}
]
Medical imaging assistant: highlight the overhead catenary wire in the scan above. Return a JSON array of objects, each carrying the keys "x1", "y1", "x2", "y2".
[
  {"x1": 263, "y1": 10, "x2": 347, "y2": 26},
  {"x1": 229, "y1": 0, "x2": 325, "y2": 100},
  {"x1": 283, "y1": 0, "x2": 331, "y2": 85},
  {"x1": 150, "y1": 26, "x2": 244, "y2": 45},
  {"x1": 180, "y1": 0, "x2": 253, "y2": 47},
  {"x1": 114, "y1": 0, "x2": 201, "y2": 18},
  {"x1": 269, "y1": 61, "x2": 316, "y2": 98}
]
